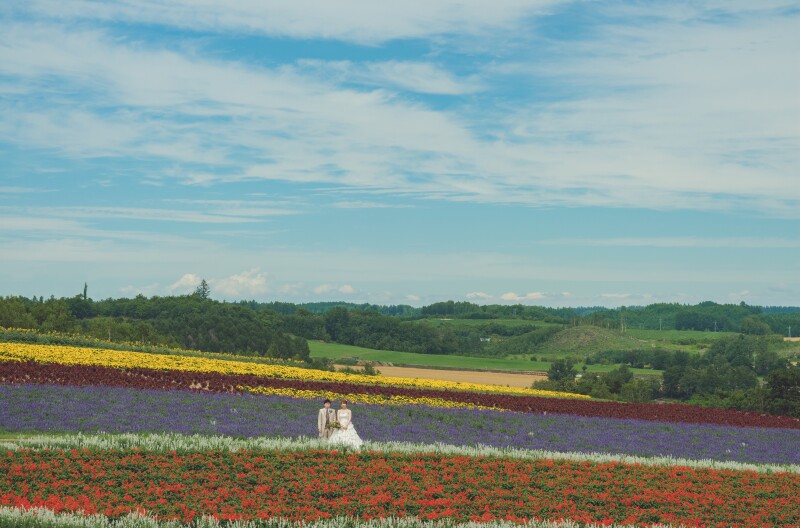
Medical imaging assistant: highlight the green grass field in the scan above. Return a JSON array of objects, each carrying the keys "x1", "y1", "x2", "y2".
[
  {"x1": 309, "y1": 341, "x2": 550, "y2": 371},
  {"x1": 530, "y1": 326, "x2": 648, "y2": 356},
  {"x1": 308, "y1": 340, "x2": 659, "y2": 376}
]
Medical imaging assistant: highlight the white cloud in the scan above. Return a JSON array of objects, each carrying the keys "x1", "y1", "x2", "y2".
[
  {"x1": 500, "y1": 292, "x2": 546, "y2": 302},
  {"x1": 360, "y1": 61, "x2": 483, "y2": 95},
  {"x1": 313, "y1": 283, "x2": 357, "y2": 295},
  {"x1": 14, "y1": 0, "x2": 565, "y2": 45},
  {"x1": 491, "y1": 8, "x2": 800, "y2": 215},
  {"x1": 168, "y1": 273, "x2": 201, "y2": 294},
  {"x1": 405, "y1": 294, "x2": 421, "y2": 303},
  {"x1": 31, "y1": 206, "x2": 283, "y2": 224},
  {"x1": 542, "y1": 237, "x2": 800, "y2": 249},
  {"x1": 466, "y1": 291, "x2": 492, "y2": 300},
  {"x1": 212, "y1": 268, "x2": 270, "y2": 297},
  {"x1": 338, "y1": 284, "x2": 356, "y2": 295},
  {"x1": 299, "y1": 60, "x2": 483, "y2": 95},
  {"x1": 120, "y1": 269, "x2": 270, "y2": 298},
  {"x1": 1, "y1": 9, "x2": 798, "y2": 216},
  {"x1": 312, "y1": 284, "x2": 335, "y2": 295},
  {"x1": 331, "y1": 201, "x2": 413, "y2": 209}
]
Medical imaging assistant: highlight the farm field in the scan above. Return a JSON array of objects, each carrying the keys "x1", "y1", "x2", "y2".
[
  {"x1": 309, "y1": 340, "x2": 660, "y2": 376},
  {"x1": 309, "y1": 340, "x2": 552, "y2": 371},
  {"x1": 354, "y1": 365, "x2": 546, "y2": 388},
  {"x1": 530, "y1": 326, "x2": 671, "y2": 356},
  {"x1": 1, "y1": 341, "x2": 799, "y2": 528}
]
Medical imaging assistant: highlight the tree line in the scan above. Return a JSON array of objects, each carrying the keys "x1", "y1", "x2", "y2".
[
  {"x1": 584, "y1": 301, "x2": 800, "y2": 335},
  {"x1": 2, "y1": 292, "x2": 800, "y2": 360},
  {"x1": 537, "y1": 334, "x2": 799, "y2": 416},
  {"x1": 0, "y1": 293, "x2": 309, "y2": 361}
]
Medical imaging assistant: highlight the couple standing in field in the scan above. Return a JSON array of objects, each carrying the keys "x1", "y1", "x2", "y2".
[{"x1": 317, "y1": 398, "x2": 363, "y2": 449}]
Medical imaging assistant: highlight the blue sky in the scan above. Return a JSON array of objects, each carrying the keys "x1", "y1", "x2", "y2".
[{"x1": 1, "y1": 1, "x2": 799, "y2": 308}]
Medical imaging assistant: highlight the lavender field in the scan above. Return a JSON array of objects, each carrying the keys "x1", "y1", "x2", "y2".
[{"x1": 2, "y1": 383, "x2": 798, "y2": 466}]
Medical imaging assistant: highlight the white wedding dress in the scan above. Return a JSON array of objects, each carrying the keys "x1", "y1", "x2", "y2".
[{"x1": 328, "y1": 409, "x2": 363, "y2": 449}]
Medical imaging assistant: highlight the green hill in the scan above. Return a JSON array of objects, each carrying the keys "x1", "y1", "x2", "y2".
[{"x1": 533, "y1": 326, "x2": 648, "y2": 356}]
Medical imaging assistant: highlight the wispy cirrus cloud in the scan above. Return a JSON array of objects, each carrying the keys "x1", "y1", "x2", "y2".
[
  {"x1": 298, "y1": 60, "x2": 484, "y2": 95},
  {"x1": 542, "y1": 237, "x2": 800, "y2": 249},
  {"x1": 0, "y1": 214, "x2": 210, "y2": 246},
  {"x1": 331, "y1": 201, "x2": 413, "y2": 209},
  {"x1": 7, "y1": 206, "x2": 294, "y2": 224},
  {"x1": 1, "y1": 5, "x2": 798, "y2": 216},
  {"x1": 0, "y1": 186, "x2": 51, "y2": 194},
  {"x1": 9, "y1": 0, "x2": 565, "y2": 45}
]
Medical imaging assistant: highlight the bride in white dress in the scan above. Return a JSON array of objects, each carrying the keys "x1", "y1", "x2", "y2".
[{"x1": 328, "y1": 400, "x2": 363, "y2": 449}]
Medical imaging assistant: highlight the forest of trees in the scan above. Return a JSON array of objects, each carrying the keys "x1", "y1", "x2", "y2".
[
  {"x1": 537, "y1": 334, "x2": 799, "y2": 416},
  {"x1": 584, "y1": 301, "x2": 800, "y2": 335},
  {"x1": 0, "y1": 292, "x2": 309, "y2": 360},
  {"x1": 282, "y1": 307, "x2": 481, "y2": 355},
  {"x1": 419, "y1": 300, "x2": 595, "y2": 322}
]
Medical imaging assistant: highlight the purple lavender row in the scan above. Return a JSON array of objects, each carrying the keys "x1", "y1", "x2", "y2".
[{"x1": 1, "y1": 383, "x2": 797, "y2": 465}]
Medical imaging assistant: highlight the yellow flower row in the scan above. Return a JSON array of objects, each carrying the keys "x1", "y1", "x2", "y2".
[
  {"x1": 239, "y1": 385, "x2": 499, "y2": 410},
  {"x1": 0, "y1": 342, "x2": 590, "y2": 399},
  {"x1": 0, "y1": 327, "x2": 304, "y2": 366}
]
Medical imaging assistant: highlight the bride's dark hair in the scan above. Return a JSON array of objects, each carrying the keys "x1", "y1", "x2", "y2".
[{"x1": 341, "y1": 399, "x2": 349, "y2": 405}]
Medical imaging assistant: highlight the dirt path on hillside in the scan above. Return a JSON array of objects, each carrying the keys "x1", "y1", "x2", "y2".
[{"x1": 360, "y1": 365, "x2": 547, "y2": 388}]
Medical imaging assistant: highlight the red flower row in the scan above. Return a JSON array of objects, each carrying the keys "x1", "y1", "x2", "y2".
[
  {"x1": 2, "y1": 360, "x2": 798, "y2": 429},
  {"x1": 2, "y1": 449, "x2": 798, "y2": 526}
]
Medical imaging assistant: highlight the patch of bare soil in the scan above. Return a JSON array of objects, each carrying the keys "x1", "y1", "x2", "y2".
[{"x1": 361, "y1": 365, "x2": 547, "y2": 388}]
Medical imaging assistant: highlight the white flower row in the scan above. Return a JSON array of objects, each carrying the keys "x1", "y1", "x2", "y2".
[
  {"x1": 2, "y1": 432, "x2": 797, "y2": 475},
  {"x1": 0, "y1": 507, "x2": 678, "y2": 528}
]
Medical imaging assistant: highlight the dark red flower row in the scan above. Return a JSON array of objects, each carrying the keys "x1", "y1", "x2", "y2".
[
  {"x1": 2, "y1": 449, "x2": 799, "y2": 526},
  {"x1": 1, "y1": 360, "x2": 798, "y2": 429}
]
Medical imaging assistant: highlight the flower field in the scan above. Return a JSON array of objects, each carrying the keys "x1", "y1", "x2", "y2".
[
  {"x1": 2, "y1": 446, "x2": 799, "y2": 526},
  {"x1": 3, "y1": 355, "x2": 798, "y2": 428},
  {"x1": 1, "y1": 341, "x2": 800, "y2": 527},
  {"x1": 0, "y1": 507, "x2": 715, "y2": 528},
  {"x1": 3, "y1": 384, "x2": 800, "y2": 465},
  {"x1": 0, "y1": 343, "x2": 584, "y2": 399}
]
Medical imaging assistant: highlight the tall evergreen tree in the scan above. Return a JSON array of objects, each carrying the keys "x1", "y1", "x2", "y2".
[{"x1": 194, "y1": 279, "x2": 211, "y2": 299}]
